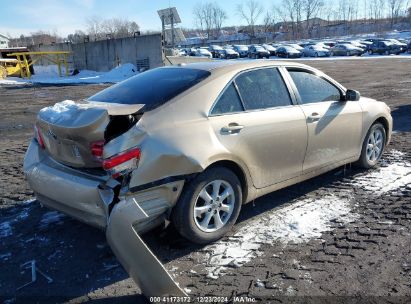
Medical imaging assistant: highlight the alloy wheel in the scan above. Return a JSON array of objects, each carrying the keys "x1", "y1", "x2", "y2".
[
  {"x1": 366, "y1": 128, "x2": 384, "y2": 163},
  {"x1": 193, "y1": 180, "x2": 235, "y2": 232}
]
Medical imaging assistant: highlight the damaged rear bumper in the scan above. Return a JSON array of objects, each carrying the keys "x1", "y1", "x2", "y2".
[
  {"x1": 24, "y1": 139, "x2": 185, "y2": 230},
  {"x1": 106, "y1": 198, "x2": 187, "y2": 296},
  {"x1": 24, "y1": 139, "x2": 112, "y2": 228},
  {"x1": 24, "y1": 139, "x2": 188, "y2": 297}
]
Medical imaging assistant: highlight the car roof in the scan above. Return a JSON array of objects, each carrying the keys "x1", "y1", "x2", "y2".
[{"x1": 175, "y1": 60, "x2": 312, "y2": 73}]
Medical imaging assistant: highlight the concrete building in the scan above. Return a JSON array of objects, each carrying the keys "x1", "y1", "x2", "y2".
[
  {"x1": 31, "y1": 33, "x2": 164, "y2": 72},
  {"x1": 0, "y1": 34, "x2": 10, "y2": 48}
]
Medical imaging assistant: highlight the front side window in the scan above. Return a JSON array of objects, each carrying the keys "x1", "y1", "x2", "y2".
[
  {"x1": 235, "y1": 68, "x2": 292, "y2": 110},
  {"x1": 288, "y1": 70, "x2": 341, "y2": 104},
  {"x1": 211, "y1": 83, "x2": 244, "y2": 115}
]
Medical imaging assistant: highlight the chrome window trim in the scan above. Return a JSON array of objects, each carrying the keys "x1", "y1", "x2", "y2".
[
  {"x1": 285, "y1": 67, "x2": 346, "y2": 105},
  {"x1": 208, "y1": 66, "x2": 297, "y2": 117}
]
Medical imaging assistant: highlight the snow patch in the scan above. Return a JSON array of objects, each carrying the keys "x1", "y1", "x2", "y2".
[
  {"x1": 0, "y1": 63, "x2": 138, "y2": 85},
  {"x1": 204, "y1": 150, "x2": 408, "y2": 279},
  {"x1": 23, "y1": 198, "x2": 36, "y2": 205},
  {"x1": 0, "y1": 221, "x2": 12, "y2": 237},
  {"x1": 0, "y1": 252, "x2": 11, "y2": 261},
  {"x1": 39, "y1": 100, "x2": 82, "y2": 123},
  {"x1": 255, "y1": 279, "x2": 265, "y2": 288},
  {"x1": 353, "y1": 162, "x2": 411, "y2": 195},
  {"x1": 0, "y1": 199, "x2": 35, "y2": 238},
  {"x1": 205, "y1": 194, "x2": 355, "y2": 279},
  {"x1": 39, "y1": 211, "x2": 65, "y2": 229}
]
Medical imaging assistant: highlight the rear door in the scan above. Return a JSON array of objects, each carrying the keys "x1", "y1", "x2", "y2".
[
  {"x1": 285, "y1": 68, "x2": 363, "y2": 173},
  {"x1": 209, "y1": 67, "x2": 307, "y2": 189}
]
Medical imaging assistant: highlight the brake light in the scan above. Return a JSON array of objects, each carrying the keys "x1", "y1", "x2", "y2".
[
  {"x1": 90, "y1": 140, "x2": 105, "y2": 158},
  {"x1": 34, "y1": 125, "x2": 45, "y2": 149},
  {"x1": 103, "y1": 147, "x2": 141, "y2": 171}
]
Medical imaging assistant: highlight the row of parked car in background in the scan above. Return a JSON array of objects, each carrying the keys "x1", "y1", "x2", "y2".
[{"x1": 178, "y1": 37, "x2": 411, "y2": 59}]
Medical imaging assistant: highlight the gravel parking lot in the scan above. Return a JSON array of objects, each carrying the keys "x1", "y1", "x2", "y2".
[{"x1": 0, "y1": 58, "x2": 410, "y2": 303}]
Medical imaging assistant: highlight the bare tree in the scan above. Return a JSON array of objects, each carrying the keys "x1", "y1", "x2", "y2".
[
  {"x1": 263, "y1": 10, "x2": 277, "y2": 33},
  {"x1": 193, "y1": 2, "x2": 227, "y2": 40},
  {"x1": 86, "y1": 16, "x2": 103, "y2": 41},
  {"x1": 100, "y1": 18, "x2": 140, "y2": 39},
  {"x1": 85, "y1": 17, "x2": 139, "y2": 40},
  {"x1": 274, "y1": 0, "x2": 304, "y2": 39},
  {"x1": 193, "y1": 3, "x2": 206, "y2": 34},
  {"x1": 303, "y1": 0, "x2": 324, "y2": 37},
  {"x1": 387, "y1": 0, "x2": 405, "y2": 27},
  {"x1": 212, "y1": 5, "x2": 227, "y2": 38},
  {"x1": 193, "y1": 2, "x2": 213, "y2": 39},
  {"x1": 236, "y1": 0, "x2": 264, "y2": 37},
  {"x1": 338, "y1": 0, "x2": 357, "y2": 34},
  {"x1": 67, "y1": 30, "x2": 87, "y2": 44}
]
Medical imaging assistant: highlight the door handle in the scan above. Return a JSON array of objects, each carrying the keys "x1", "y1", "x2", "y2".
[
  {"x1": 221, "y1": 123, "x2": 244, "y2": 134},
  {"x1": 307, "y1": 112, "x2": 321, "y2": 122}
]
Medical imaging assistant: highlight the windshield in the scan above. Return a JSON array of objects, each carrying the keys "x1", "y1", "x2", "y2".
[
  {"x1": 342, "y1": 44, "x2": 355, "y2": 49},
  {"x1": 211, "y1": 45, "x2": 223, "y2": 50},
  {"x1": 88, "y1": 67, "x2": 211, "y2": 111},
  {"x1": 255, "y1": 46, "x2": 265, "y2": 51},
  {"x1": 283, "y1": 46, "x2": 296, "y2": 51},
  {"x1": 235, "y1": 45, "x2": 248, "y2": 50}
]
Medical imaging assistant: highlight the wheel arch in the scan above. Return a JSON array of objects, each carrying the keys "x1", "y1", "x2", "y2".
[
  {"x1": 373, "y1": 116, "x2": 390, "y2": 145},
  {"x1": 206, "y1": 160, "x2": 250, "y2": 204}
]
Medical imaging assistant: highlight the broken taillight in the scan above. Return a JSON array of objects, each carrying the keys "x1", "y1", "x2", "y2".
[
  {"x1": 102, "y1": 147, "x2": 141, "y2": 176},
  {"x1": 90, "y1": 140, "x2": 105, "y2": 158},
  {"x1": 34, "y1": 125, "x2": 45, "y2": 149}
]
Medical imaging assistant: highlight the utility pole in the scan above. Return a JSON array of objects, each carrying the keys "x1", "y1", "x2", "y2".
[{"x1": 171, "y1": 10, "x2": 175, "y2": 49}]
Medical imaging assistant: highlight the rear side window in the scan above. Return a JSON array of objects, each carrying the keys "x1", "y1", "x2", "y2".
[
  {"x1": 235, "y1": 68, "x2": 292, "y2": 110},
  {"x1": 288, "y1": 70, "x2": 341, "y2": 104},
  {"x1": 211, "y1": 83, "x2": 244, "y2": 115},
  {"x1": 88, "y1": 67, "x2": 210, "y2": 111}
]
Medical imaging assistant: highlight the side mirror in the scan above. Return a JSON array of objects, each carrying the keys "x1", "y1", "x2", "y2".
[{"x1": 345, "y1": 89, "x2": 361, "y2": 101}]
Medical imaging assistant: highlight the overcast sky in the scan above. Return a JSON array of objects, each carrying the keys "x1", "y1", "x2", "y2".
[{"x1": 0, "y1": 0, "x2": 289, "y2": 38}]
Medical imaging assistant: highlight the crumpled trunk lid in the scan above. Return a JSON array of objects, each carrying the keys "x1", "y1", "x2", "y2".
[{"x1": 36, "y1": 100, "x2": 144, "y2": 168}]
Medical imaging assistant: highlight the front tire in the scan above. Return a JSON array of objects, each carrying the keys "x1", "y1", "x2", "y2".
[
  {"x1": 356, "y1": 123, "x2": 386, "y2": 168},
  {"x1": 172, "y1": 167, "x2": 242, "y2": 244}
]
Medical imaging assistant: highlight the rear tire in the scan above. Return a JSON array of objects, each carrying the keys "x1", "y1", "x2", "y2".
[
  {"x1": 172, "y1": 167, "x2": 242, "y2": 244},
  {"x1": 356, "y1": 123, "x2": 386, "y2": 169}
]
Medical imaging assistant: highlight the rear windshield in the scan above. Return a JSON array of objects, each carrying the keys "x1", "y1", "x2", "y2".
[{"x1": 88, "y1": 67, "x2": 210, "y2": 111}]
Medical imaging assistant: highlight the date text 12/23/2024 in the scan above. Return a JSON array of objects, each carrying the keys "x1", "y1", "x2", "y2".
[{"x1": 149, "y1": 296, "x2": 257, "y2": 303}]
